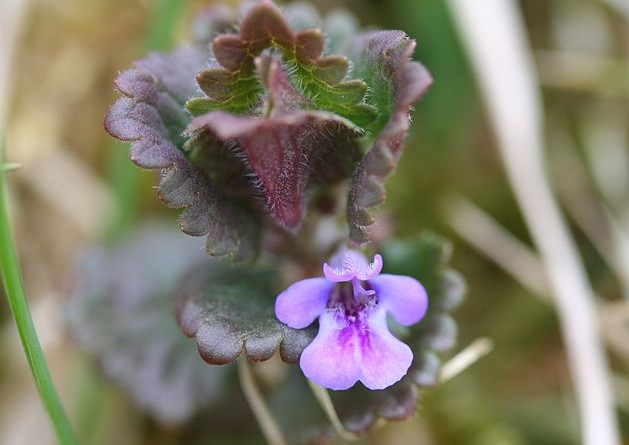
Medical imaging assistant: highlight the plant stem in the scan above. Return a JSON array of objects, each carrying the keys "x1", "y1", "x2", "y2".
[
  {"x1": 0, "y1": 141, "x2": 78, "y2": 445},
  {"x1": 237, "y1": 358, "x2": 287, "y2": 445},
  {"x1": 1, "y1": 0, "x2": 77, "y2": 442},
  {"x1": 0, "y1": 162, "x2": 22, "y2": 171},
  {"x1": 308, "y1": 337, "x2": 492, "y2": 442},
  {"x1": 307, "y1": 379, "x2": 362, "y2": 442}
]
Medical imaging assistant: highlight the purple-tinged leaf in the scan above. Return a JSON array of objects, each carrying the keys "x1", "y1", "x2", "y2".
[
  {"x1": 104, "y1": 46, "x2": 258, "y2": 260},
  {"x1": 239, "y1": 0, "x2": 294, "y2": 51},
  {"x1": 186, "y1": 105, "x2": 361, "y2": 229},
  {"x1": 208, "y1": 0, "x2": 294, "y2": 73},
  {"x1": 312, "y1": 56, "x2": 349, "y2": 85},
  {"x1": 189, "y1": 0, "x2": 376, "y2": 125},
  {"x1": 257, "y1": 55, "x2": 312, "y2": 112},
  {"x1": 66, "y1": 223, "x2": 226, "y2": 424},
  {"x1": 345, "y1": 31, "x2": 433, "y2": 244},
  {"x1": 188, "y1": 110, "x2": 359, "y2": 228},
  {"x1": 176, "y1": 261, "x2": 316, "y2": 365},
  {"x1": 295, "y1": 28, "x2": 325, "y2": 60},
  {"x1": 327, "y1": 379, "x2": 419, "y2": 436},
  {"x1": 212, "y1": 34, "x2": 251, "y2": 72},
  {"x1": 187, "y1": 56, "x2": 363, "y2": 229}
]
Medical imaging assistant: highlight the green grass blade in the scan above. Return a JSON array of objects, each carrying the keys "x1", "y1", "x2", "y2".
[
  {"x1": 144, "y1": 0, "x2": 188, "y2": 52},
  {"x1": 0, "y1": 136, "x2": 78, "y2": 445}
]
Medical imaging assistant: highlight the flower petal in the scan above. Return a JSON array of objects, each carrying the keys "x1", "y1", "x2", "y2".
[
  {"x1": 358, "y1": 309, "x2": 414, "y2": 390},
  {"x1": 300, "y1": 307, "x2": 413, "y2": 391},
  {"x1": 275, "y1": 278, "x2": 333, "y2": 329},
  {"x1": 299, "y1": 311, "x2": 361, "y2": 390},
  {"x1": 323, "y1": 249, "x2": 382, "y2": 282},
  {"x1": 369, "y1": 274, "x2": 428, "y2": 326},
  {"x1": 355, "y1": 253, "x2": 383, "y2": 280},
  {"x1": 322, "y1": 262, "x2": 356, "y2": 282}
]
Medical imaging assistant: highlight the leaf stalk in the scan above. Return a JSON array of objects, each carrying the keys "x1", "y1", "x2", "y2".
[{"x1": 238, "y1": 358, "x2": 288, "y2": 445}]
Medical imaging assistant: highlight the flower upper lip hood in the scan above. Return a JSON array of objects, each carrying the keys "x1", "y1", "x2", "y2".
[
  {"x1": 322, "y1": 248, "x2": 383, "y2": 282},
  {"x1": 275, "y1": 249, "x2": 428, "y2": 390}
]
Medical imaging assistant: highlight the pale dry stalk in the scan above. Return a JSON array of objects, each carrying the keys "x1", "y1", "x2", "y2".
[{"x1": 446, "y1": 0, "x2": 620, "y2": 444}]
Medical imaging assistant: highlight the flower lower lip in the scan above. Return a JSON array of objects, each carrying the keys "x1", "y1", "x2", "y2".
[{"x1": 275, "y1": 249, "x2": 428, "y2": 390}]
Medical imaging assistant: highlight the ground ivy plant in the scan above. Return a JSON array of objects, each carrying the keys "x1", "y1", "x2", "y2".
[{"x1": 75, "y1": 0, "x2": 466, "y2": 441}]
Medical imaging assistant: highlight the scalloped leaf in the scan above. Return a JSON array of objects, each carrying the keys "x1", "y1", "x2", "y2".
[
  {"x1": 325, "y1": 232, "x2": 465, "y2": 435},
  {"x1": 189, "y1": 67, "x2": 263, "y2": 115},
  {"x1": 331, "y1": 381, "x2": 419, "y2": 435},
  {"x1": 176, "y1": 260, "x2": 316, "y2": 365},
  {"x1": 66, "y1": 223, "x2": 227, "y2": 424},
  {"x1": 104, "y1": 46, "x2": 259, "y2": 261},
  {"x1": 186, "y1": 56, "x2": 362, "y2": 229},
  {"x1": 186, "y1": 0, "x2": 377, "y2": 128},
  {"x1": 346, "y1": 31, "x2": 433, "y2": 244},
  {"x1": 186, "y1": 108, "x2": 361, "y2": 229}
]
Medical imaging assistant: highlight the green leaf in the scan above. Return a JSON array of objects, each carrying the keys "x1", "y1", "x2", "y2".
[
  {"x1": 385, "y1": 232, "x2": 466, "y2": 379},
  {"x1": 186, "y1": 1, "x2": 378, "y2": 130},
  {"x1": 185, "y1": 107, "x2": 362, "y2": 229},
  {"x1": 177, "y1": 260, "x2": 316, "y2": 365},
  {"x1": 283, "y1": 50, "x2": 378, "y2": 128},
  {"x1": 104, "y1": 46, "x2": 260, "y2": 261},
  {"x1": 0, "y1": 162, "x2": 21, "y2": 172},
  {"x1": 187, "y1": 69, "x2": 263, "y2": 116},
  {"x1": 346, "y1": 31, "x2": 433, "y2": 244},
  {"x1": 2, "y1": 145, "x2": 78, "y2": 444}
]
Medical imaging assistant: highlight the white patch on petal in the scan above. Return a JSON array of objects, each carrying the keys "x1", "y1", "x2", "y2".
[{"x1": 323, "y1": 248, "x2": 383, "y2": 282}]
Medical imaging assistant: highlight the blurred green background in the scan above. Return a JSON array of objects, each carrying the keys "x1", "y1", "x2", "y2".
[{"x1": 1, "y1": 0, "x2": 627, "y2": 444}]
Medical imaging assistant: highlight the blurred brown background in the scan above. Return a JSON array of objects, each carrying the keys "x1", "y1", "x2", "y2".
[{"x1": 1, "y1": 0, "x2": 627, "y2": 444}]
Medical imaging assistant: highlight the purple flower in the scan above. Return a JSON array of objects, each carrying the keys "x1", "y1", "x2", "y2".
[{"x1": 275, "y1": 249, "x2": 428, "y2": 390}]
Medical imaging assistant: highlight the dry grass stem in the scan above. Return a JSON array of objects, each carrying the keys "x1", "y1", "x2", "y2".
[
  {"x1": 444, "y1": 195, "x2": 549, "y2": 297},
  {"x1": 447, "y1": 0, "x2": 620, "y2": 443},
  {"x1": 440, "y1": 338, "x2": 494, "y2": 383}
]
